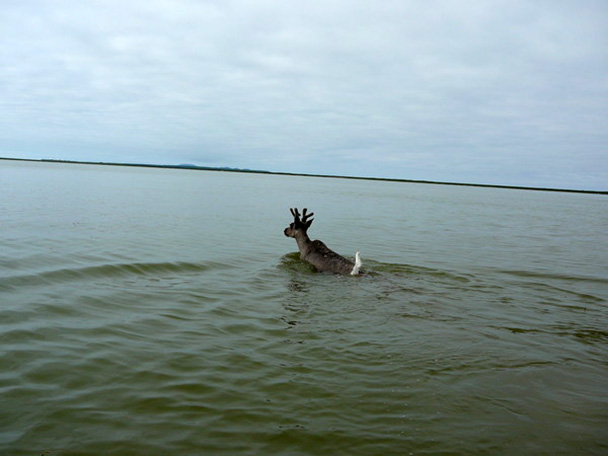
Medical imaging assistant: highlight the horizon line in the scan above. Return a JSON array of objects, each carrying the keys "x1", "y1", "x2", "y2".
[{"x1": 1, "y1": 156, "x2": 606, "y2": 195}]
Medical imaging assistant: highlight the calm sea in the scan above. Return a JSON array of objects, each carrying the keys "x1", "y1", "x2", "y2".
[{"x1": 1, "y1": 160, "x2": 607, "y2": 455}]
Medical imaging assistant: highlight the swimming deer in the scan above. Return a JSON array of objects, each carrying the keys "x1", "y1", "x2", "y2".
[{"x1": 284, "y1": 208, "x2": 362, "y2": 275}]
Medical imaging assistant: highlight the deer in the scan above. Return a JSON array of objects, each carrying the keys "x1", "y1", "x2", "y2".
[{"x1": 283, "y1": 208, "x2": 362, "y2": 275}]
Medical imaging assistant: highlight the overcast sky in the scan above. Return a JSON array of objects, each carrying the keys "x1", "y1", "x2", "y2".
[{"x1": 1, "y1": 0, "x2": 607, "y2": 190}]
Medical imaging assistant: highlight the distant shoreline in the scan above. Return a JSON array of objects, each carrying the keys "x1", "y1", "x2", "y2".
[{"x1": 2, "y1": 156, "x2": 606, "y2": 195}]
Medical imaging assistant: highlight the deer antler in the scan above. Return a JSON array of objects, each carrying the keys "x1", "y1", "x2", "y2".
[
  {"x1": 290, "y1": 207, "x2": 300, "y2": 222},
  {"x1": 302, "y1": 208, "x2": 314, "y2": 223},
  {"x1": 290, "y1": 207, "x2": 314, "y2": 227}
]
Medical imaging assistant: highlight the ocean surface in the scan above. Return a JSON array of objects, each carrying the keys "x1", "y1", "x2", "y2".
[{"x1": 1, "y1": 160, "x2": 607, "y2": 455}]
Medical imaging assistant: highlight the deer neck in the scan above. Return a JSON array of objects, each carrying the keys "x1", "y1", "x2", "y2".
[{"x1": 294, "y1": 231, "x2": 312, "y2": 257}]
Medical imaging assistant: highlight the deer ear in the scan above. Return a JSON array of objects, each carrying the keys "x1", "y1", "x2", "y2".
[{"x1": 306, "y1": 218, "x2": 314, "y2": 228}]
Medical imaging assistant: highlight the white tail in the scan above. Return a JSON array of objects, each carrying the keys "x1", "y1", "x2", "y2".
[{"x1": 350, "y1": 251, "x2": 362, "y2": 275}]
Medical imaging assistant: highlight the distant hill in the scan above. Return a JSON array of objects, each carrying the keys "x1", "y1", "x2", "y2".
[{"x1": 175, "y1": 163, "x2": 271, "y2": 173}]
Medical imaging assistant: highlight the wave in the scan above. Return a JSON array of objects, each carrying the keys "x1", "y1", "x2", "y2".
[
  {"x1": 0, "y1": 261, "x2": 220, "y2": 289},
  {"x1": 499, "y1": 269, "x2": 608, "y2": 285},
  {"x1": 495, "y1": 325, "x2": 608, "y2": 346}
]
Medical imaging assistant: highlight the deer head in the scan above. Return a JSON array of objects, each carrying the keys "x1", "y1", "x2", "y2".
[{"x1": 283, "y1": 207, "x2": 314, "y2": 238}]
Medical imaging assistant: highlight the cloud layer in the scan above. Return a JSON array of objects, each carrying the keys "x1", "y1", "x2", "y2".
[{"x1": 1, "y1": 0, "x2": 607, "y2": 189}]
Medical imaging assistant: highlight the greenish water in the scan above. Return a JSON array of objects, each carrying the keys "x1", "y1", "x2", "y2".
[{"x1": 1, "y1": 160, "x2": 607, "y2": 455}]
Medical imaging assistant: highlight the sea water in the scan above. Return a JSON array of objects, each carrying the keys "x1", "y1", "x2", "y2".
[{"x1": 1, "y1": 160, "x2": 607, "y2": 455}]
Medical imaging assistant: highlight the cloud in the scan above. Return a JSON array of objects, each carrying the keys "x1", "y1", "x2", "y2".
[{"x1": 1, "y1": 0, "x2": 607, "y2": 189}]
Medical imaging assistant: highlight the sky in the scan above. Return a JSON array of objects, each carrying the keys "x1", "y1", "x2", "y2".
[{"x1": 1, "y1": 0, "x2": 607, "y2": 190}]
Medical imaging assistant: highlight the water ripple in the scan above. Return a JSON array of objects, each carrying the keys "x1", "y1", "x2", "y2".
[{"x1": 1, "y1": 260, "x2": 223, "y2": 289}]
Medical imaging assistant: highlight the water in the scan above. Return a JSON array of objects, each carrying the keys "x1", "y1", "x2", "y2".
[{"x1": 1, "y1": 160, "x2": 607, "y2": 455}]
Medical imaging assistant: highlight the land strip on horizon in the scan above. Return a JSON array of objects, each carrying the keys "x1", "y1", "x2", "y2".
[{"x1": 1, "y1": 156, "x2": 606, "y2": 195}]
